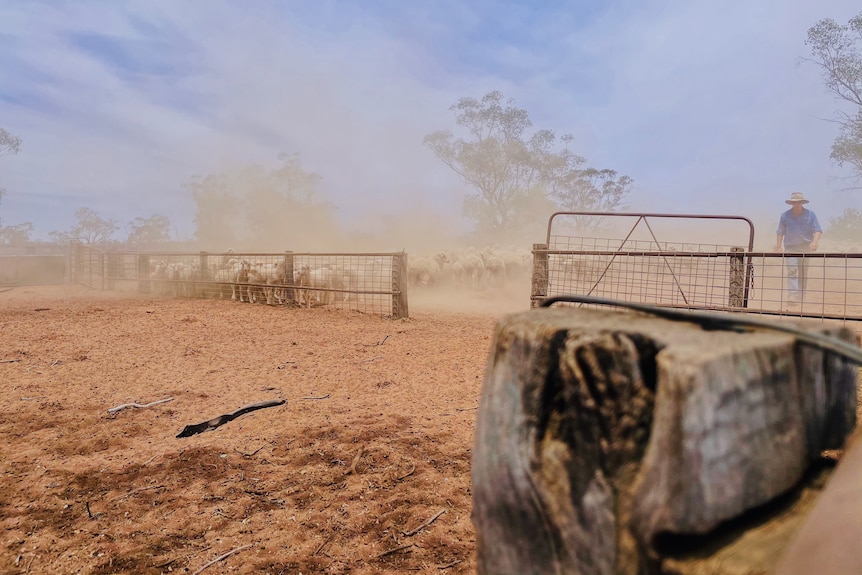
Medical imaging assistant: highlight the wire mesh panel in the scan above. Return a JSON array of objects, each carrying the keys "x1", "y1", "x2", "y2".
[
  {"x1": 543, "y1": 244, "x2": 744, "y2": 309},
  {"x1": 742, "y1": 252, "x2": 862, "y2": 322},
  {"x1": 534, "y1": 212, "x2": 756, "y2": 312},
  {"x1": 73, "y1": 244, "x2": 105, "y2": 290},
  {"x1": 532, "y1": 212, "x2": 862, "y2": 324},
  {"x1": 94, "y1": 249, "x2": 408, "y2": 319}
]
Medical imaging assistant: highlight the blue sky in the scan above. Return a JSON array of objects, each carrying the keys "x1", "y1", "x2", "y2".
[{"x1": 1, "y1": 0, "x2": 860, "y2": 245}]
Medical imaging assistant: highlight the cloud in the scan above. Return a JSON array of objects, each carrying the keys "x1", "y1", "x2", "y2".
[{"x1": 0, "y1": 0, "x2": 860, "y2": 245}]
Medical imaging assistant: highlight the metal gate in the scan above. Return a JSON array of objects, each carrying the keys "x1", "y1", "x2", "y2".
[
  {"x1": 531, "y1": 212, "x2": 756, "y2": 311},
  {"x1": 72, "y1": 243, "x2": 105, "y2": 290}
]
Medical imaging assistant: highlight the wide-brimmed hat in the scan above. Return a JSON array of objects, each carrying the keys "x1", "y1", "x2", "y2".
[{"x1": 785, "y1": 192, "x2": 809, "y2": 205}]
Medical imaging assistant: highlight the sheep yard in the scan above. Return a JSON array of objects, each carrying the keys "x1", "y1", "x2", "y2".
[{"x1": 0, "y1": 284, "x2": 528, "y2": 575}]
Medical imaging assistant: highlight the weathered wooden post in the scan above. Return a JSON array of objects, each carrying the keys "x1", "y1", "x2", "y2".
[
  {"x1": 391, "y1": 251, "x2": 409, "y2": 319},
  {"x1": 138, "y1": 254, "x2": 151, "y2": 294},
  {"x1": 728, "y1": 246, "x2": 745, "y2": 308},
  {"x1": 283, "y1": 251, "x2": 295, "y2": 304},
  {"x1": 530, "y1": 243, "x2": 548, "y2": 308},
  {"x1": 472, "y1": 307, "x2": 859, "y2": 575}
]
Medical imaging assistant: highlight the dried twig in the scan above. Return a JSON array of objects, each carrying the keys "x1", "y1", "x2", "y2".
[
  {"x1": 302, "y1": 393, "x2": 330, "y2": 400},
  {"x1": 348, "y1": 445, "x2": 365, "y2": 475},
  {"x1": 111, "y1": 485, "x2": 165, "y2": 501},
  {"x1": 402, "y1": 509, "x2": 446, "y2": 537},
  {"x1": 455, "y1": 406, "x2": 478, "y2": 412},
  {"x1": 396, "y1": 464, "x2": 416, "y2": 481},
  {"x1": 108, "y1": 397, "x2": 174, "y2": 414},
  {"x1": 191, "y1": 543, "x2": 254, "y2": 575},
  {"x1": 373, "y1": 543, "x2": 414, "y2": 560},
  {"x1": 357, "y1": 356, "x2": 382, "y2": 364},
  {"x1": 358, "y1": 335, "x2": 390, "y2": 347},
  {"x1": 313, "y1": 536, "x2": 331, "y2": 556},
  {"x1": 0, "y1": 358, "x2": 21, "y2": 364},
  {"x1": 235, "y1": 445, "x2": 266, "y2": 457},
  {"x1": 34, "y1": 308, "x2": 50, "y2": 312}
]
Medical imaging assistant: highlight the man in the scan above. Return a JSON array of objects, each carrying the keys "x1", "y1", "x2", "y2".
[{"x1": 775, "y1": 192, "x2": 822, "y2": 303}]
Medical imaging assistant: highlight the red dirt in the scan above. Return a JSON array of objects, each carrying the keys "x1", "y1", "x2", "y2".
[{"x1": 0, "y1": 285, "x2": 526, "y2": 575}]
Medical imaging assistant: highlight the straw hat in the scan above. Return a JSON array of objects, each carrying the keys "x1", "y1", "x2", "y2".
[{"x1": 785, "y1": 192, "x2": 809, "y2": 205}]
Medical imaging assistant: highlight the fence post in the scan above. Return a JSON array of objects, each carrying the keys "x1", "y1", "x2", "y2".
[
  {"x1": 531, "y1": 243, "x2": 549, "y2": 308},
  {"x1": 283, "y1": 251, "x2": 295, "y2": 304},
  {"x1": 728, "y1": 246, "x2": 744, "y2": 308},
  {"x1": 392, "y1": 252, "x2": 409, "y2": 319},
  {"x1": 138, "y1": 254, "x2": 151, "y2": 294}
]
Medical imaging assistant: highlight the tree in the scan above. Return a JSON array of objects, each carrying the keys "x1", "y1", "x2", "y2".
[
  {"x1": 49, "y1": 207, "x2": 119, "y2": 244},
  {"x1": 0, "y1": 128, "x2": 22, "y2": 227},
  {"x1": 805, "y1": 12, "x2": 862, "y2": 178},
  {"x1": 188, "y1": 153, "x2": 337, "y2": 250},
  {"x1": 0, "y1": 222, "x2": 34, "y2": 245},
  {"x1": 826, "y1": 207, "x2": 862, "y2": 241},
  {"x1": 424, "y1": 91, "x2": 632, "y2": 240},
  {"x1": 0, "y1": 128, "x2": 21, "y2": 158},
  {"x1": 126, "y1": 214, "x2": 172, "y2": 248},
  {"x1": 188, "y1": 174, "x2": 241, "y2": 249},
  {"x1": 550, "y1": 166, "x2": 633, "y2": 233}
]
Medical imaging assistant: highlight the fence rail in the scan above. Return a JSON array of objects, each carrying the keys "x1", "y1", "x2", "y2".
[
  {"x1": 533, "y1": 212, "x2": 862, "y2": 324},
  {"x1": 73, "y1": 247, "x2": 409, "y2": 319},
  {"x1": 531, "y1": 246, "x2": 862, "y2": 323}
]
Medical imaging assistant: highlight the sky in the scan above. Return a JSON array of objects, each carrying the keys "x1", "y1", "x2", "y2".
[{"x1": 1, "y1": 0, "x2": 861, "y2": 247}]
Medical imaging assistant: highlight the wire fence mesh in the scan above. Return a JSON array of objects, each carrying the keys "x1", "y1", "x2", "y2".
[
  {"x1": 533, "y1": 212, "x2": 862, "y2": 325},
  {"x1": 80, "y1": 248, "x2": 408, "y2": 319}
]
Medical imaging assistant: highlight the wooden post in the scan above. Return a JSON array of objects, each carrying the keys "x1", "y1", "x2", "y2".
[
  {"x1": 283, "y1": 251, "x2": 295, "y2": 304},
  {"x1": 471, "y1": 307, "x2": 859, "y2": 575},
  {"x1": 391, "y1": 251, "x2": 409, "y2": 319},
  {"x1": 530, "y1": 243, "x2": 548, "y2": 308},
  {"x1": 728, "y1": 246, "x2": 744, "y2": 308},
  {"x1": 138, "y1": 254, "x2": 151, "y2": 294}
]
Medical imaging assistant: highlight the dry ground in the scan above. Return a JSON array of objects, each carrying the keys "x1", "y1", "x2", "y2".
[
  {"x1": 1, "y1": 284, "x2": 860, "y2": 575},
  {"x1": 0, "y1": 284, "x2": 528, "y2": 575}
]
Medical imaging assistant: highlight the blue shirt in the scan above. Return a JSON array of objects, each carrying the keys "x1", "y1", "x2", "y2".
[{"x1": 777, "y1": 208, "x2": 822, "y2": 247}]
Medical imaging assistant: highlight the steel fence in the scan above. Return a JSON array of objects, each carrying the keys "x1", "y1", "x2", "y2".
[
  {"x1": 531, "y1": 212, "x2": 862, "y2": 324},
  {"x1": 88, "y1": 249, "x2": 409, "y2": 319}
]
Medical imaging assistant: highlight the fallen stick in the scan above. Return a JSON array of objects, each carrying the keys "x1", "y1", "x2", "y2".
[
  {"x1": 111, "y1": 485, "x2": 165, "y2": 501},
  {"x1": 348, "y1": 445, "x2": 365, "y2": 475},
  {"x1": 176, "y1": 399, "x2": 286, "y2": 438},
  {"x1": 192, "y1": 543, "x2": 254, "y2": 575},
  {"x1": 396, "y1": 464, "x2": 416, "y2": 481},
  {"x1": 108, "y1": 398, "x2": 174, "y2": 414},
  {"x1": 302, "y1": 394, "x2": 330, "y2": 400},
  {"x1": 373, "y1": 543, "x2": 414, "y2": 560},
  {"x1": 0, "y1": 358, "x2": 21, "y2": 364},
  {"x1": 358, "y1": 335, "x2": 390, "y2": 347},
  {"x1": 402, "y1": 509, "x2": 446, "y2": 537}
]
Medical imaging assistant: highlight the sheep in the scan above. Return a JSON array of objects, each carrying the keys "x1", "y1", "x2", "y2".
[
  {"x1": 213, "y1": 259, "x2": 251, "y2": 302},
  {"x1": 408, "y1": 256, "x2": 440, "y2": 288},
  {"x1": 248, "y1": 261, "x2": 288, "y2": 305}
]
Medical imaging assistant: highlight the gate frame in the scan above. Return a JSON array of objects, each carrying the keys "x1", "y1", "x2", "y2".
[{"x1": 538, "y1": 211, "x2": 756, "y2": 309}]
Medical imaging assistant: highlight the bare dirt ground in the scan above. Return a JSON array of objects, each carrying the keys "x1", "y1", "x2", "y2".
[
  {"x1": 0, "y1": 284, "x2": 528, "y2": 575},
  {"x1": 1, "y1": 284, "x2": 860, "y2": 575}
]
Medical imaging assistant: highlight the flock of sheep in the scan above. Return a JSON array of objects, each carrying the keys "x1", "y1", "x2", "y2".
[
  {"x1": 407, "y1": 246, "x2": 533, "y2": 291},
  {"x1": 143, "y1": 246, "x2": 535, "y2": 309}
]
